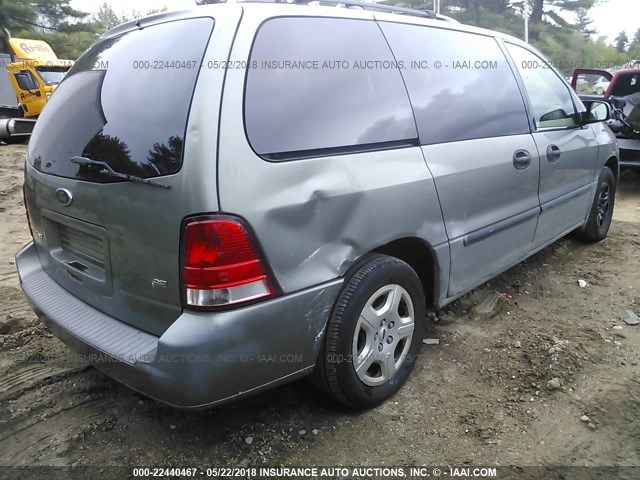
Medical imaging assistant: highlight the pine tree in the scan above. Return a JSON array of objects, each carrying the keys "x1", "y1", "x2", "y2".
[
  {"x1": 0, "y1": 0, "x2": 87, "y2": 32},
  {"x1": 93, "y1": 2, "x2": 119, "y2": 32},
  {"x1": 615, "y1": 31, "x2": 629, "y2": 52}
]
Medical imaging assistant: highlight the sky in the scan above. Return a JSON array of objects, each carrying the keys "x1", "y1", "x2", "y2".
[
  {"x1": 71, "y1": 0, "x2": 639, "y2": 43},
  {"x1": 589, "y1": 0, "x2": 638, "y2": 42}
]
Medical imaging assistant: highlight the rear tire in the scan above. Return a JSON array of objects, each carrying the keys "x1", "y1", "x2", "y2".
[
  {"x1": 574, "y1": 166, "x2": 616, "y2": 243},
  {"x1": 311, "y1": 254, "x2": 426, "y2": 409}
]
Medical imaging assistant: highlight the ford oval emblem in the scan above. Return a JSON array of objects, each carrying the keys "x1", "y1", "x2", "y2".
[{"x1": 55, "y1": 188, "x2": 73, "y2": 206}]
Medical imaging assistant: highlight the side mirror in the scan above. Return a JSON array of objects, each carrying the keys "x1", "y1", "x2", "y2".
[{"x1": 582, "y1": 100, "x2": 611, "y2": 124}]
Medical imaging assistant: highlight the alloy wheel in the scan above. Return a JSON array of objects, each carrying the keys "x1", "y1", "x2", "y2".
[{"x1": 352, "y1": 284, "x2": 415, "y2": 387}]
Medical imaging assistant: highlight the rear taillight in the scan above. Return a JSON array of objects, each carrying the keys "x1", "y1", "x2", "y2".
[
  {"x1": 23, "y1": 183, "x2": 33, "y2": 240},
  {"x1": 181, "y1": 215, "x2": 276, "y2": 308}
]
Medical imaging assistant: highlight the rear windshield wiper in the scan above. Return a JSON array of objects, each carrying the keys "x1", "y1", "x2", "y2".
[{"x1": 70, "y1": 156, "x2": 170, "y2": 189}]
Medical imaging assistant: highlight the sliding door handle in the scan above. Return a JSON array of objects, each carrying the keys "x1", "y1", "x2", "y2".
[
  {"x1": 547, "y1": 144, "x2": 561, "y2": 162},
  {"x1": 513, "y1": 150, "x2": 532, "y2": 170}
]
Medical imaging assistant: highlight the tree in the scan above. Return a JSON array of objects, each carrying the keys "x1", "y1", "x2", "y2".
[
  {"x1": 46, "y1": 30, "x2": 101, "y2": 59},
  {"x1": 518, "y1": 0, "x2": 606, "y2": 41},
  {"x1": 576, "y1": 7, "x2": 595, "y2": 37},
  {"x1": 615, "y1": 31, "x2": 628, "y2": 52},
  {"x1": 387, "y1": 0, "x2": 622, "y2": 75},
  {"x1": 92, "y1": 4, "x2": 168, "y2": 35},
  {"x1": 387, "y1": 0, "x2": 523, "y2": 37},
  {"x1": 628, "y1": 29, "x2": 640, "y2": 60},
  {"x1": 0, "y1": 1, "x2": 170, "y2": 60},
  {"x1": 0, "y1": 0, "x2": 87, "y2": 32},
  {"x1": 0, "y1": 0, "x2": 99, "y2": 59},
  {"x1": 394, "y1": 0, "x2": 607, "y2": 42},
  {"x1": 93, "y1": 2, "x2": 120, "y2": 32}
]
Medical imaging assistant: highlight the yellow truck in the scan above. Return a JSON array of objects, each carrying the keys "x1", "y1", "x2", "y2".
[{"x1": 0, "y1": 31, "x2": 73, "y2": 142}]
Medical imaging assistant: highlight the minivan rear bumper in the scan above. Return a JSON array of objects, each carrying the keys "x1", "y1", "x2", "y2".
[{"x1": 16, "y1": 242, "x2": 342, "y2": 409}]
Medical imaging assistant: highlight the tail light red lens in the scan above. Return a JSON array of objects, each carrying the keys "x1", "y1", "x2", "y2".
[{"x1": 181, "y1": 216, "x2": 276, "y2": 308}]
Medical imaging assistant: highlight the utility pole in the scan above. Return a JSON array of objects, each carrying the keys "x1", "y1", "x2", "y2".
[
  {"x1": 524, "y1": 0, "x2": 529, "y2": 43},
  {"x1": 433, "y1": 0, "x2": 440, "y2": 15}
]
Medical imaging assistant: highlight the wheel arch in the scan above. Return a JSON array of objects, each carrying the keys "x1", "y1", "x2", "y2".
[
  {"x1": 368, "y1": 237, "x2": 440, "y2": 310},
  {"x1": 605, "y1": 155, "x2": 619, "y2": 186}
]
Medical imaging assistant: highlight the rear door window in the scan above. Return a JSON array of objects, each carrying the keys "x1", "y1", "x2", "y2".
[
  {"x1": 244, "y1": 17, "x2": 417, "y2": 160},
  {"x1": 28, "y1": 18, "x2": 214, "y2": 182},
  {"x1": 379, "y1": 22, "x2": 530, "y2": 145}
]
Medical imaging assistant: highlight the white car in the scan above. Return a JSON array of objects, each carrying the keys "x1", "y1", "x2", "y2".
[{"x1": 593, "y1": 76, "x2": 610, "y2": 95}]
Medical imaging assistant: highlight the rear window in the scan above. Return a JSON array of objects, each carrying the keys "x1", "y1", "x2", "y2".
[
  {"x1": 28, "y1": 18, "x2": 213, "y2": 182},
  {"x1": 244, "y1": 17, "x2": 417, "y2": 160}
]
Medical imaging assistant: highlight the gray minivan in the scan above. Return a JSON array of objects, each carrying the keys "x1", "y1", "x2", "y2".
[{"x1": 16, "y1": 1, "x2": 618, "y2": 409}]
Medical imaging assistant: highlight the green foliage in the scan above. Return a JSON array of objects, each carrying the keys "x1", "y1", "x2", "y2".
[
  {"x1": 581, "y1": 35, "x2": 628, "y2": 69},
  {"x1": 0, "y1": 0, "x2": 87, "y2": 31},
  {"x1": 615, "y1": 31, "x2": 629, "y2": 52},
  {"x1": 0, "y1": 0, "x2": 97, "y2": 59},
  {"x1": 0, "y1": 1, "x2": 169, "y2": 60},
  {"x1": 389, "y1": 0, "x2": 637, "y2": 75},
  {"x1": 93, "y1": 3, "x2": 168, "y2": 32},
  {"x1": 93, "y1": 2, "x2": 120, "y2": 32},
  {"x1": 629, "y1": 29, "x2": 640, "y2": 60},
  {"x1": 576, "y1": 7, "x2": 595, "y2": 37}
]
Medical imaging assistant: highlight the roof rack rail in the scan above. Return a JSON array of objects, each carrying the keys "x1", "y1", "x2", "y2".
[
  {"x1": 294, "y1": 0, "x2": 439, "y2": 19},
  {"x1": 195, "y1": 0, "x2": 459, "y2": 22}
]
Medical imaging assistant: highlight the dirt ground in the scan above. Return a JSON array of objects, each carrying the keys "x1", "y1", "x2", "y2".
[{"x1": 0, "y1": 144, "x2": 638, "y2": 472}]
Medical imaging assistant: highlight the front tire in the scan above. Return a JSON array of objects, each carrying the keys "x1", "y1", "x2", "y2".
[
  {"x1": 311, "y1": 255, "x2": 426, "y2": 409},
  {"x1": 574, "y1": 166, "x2": 616, "y2": 243}
]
